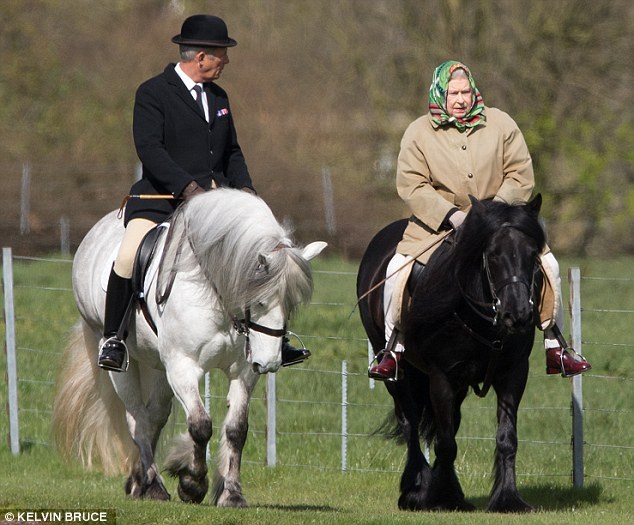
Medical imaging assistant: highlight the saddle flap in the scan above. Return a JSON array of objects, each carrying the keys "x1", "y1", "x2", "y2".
[
  {"x1": 100, "y1": 223, "x2": 169, "y2": 299},
  {"x1": 538, "y1": 256, "x2": 558, "y2": 331},
  {"x1": 390, "y1": 256, "x2": 414, "y2": 330},
  {"x1": 132, "y1": 224, "x2": 168, "y2": 297}
]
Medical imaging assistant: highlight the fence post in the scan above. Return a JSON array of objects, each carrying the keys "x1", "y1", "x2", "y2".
[
  {"x1": 569, "y1": 267, "x2": 584, "y2": 487},
  {"x1": 321, "y1": 166, "x2": 337, "y2": 235},
  {"x1": 20, "y1": 163, "x2": 31, "y2": 235},
  {"x1": 204, "y1": 372, "x2": 210, "y2": 463},
  {"x1": 341, "y1": 360, "x2": 348, "y2": 472},
  {"x1": 367, "y1": 340, "x2": 375, "y2": 390},
  {"x1": 60, "y1": 216, "x2": 70, "y2": 256},
  {"x1": 3, "y1": 247, "x2": 20, "y2": 454},
  {"x1": 266, "y1": 372, "x2": 277, "y2": 467}
]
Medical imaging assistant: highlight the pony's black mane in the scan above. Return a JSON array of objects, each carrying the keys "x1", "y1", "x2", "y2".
[
  {"x1": 457, "y1": 199, "x2": 545, "y2": 265},
  {"x1": 409, "y1": 199, "x2": 546, "y2": 326}
]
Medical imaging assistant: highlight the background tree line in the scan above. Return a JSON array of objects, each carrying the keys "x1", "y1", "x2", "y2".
[{"x1": 1, "y1": 0, "x2": 632, "y2": 257}]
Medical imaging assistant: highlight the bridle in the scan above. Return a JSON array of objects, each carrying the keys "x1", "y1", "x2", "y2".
[
  {"x1": 232, "y1": 307, "x2": 286, "y2": 362},
  {"x1": 459, "y1": 244, "x2": 536, "y2": 329},
  {"x1": 454, "y1": 232, "x2": 538, "y2": 398}
]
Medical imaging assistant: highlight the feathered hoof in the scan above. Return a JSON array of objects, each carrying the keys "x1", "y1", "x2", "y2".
[
  {"x1": 144, "y1": 478, "x2": 171, "y2": 501},
  {"x1": 212, "y1": 476, "x2": 247, "y2": 508},
  {"x1": 177, "y1": 473, "x2": 209, "y2": 504},
  {"x1": 398, "y1": 492, "x2": 476, "y2": 512},
  {"x1": 216, "y1": 490, "x2": 248, "y2": 508},
  {"x1": 487, "y1": 495, "x2": 534, "y2": 513},
  {"x1": 431, "y1": 500, "x2": 476, "y2": 512},
  {"x1": 124, "y1": 473, "x2": 171, "y2": 501}
]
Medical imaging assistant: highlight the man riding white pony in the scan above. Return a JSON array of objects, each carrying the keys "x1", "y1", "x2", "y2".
[{"x1": 99, "y1": 14, "x2": 309, "y2": 372}]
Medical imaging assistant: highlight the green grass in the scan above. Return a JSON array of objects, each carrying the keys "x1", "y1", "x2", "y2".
[{"x1": 1, "y1": 254, "x2": 633, "y2": 524}]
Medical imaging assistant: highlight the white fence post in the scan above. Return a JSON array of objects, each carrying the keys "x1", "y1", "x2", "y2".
[
  {"x1": 569, "y1": 267, "x2": 584, "y2": 487},
  {"x1": 204, "y1": 372, "x2": 210, "y2": 463},
  {"x1": 341, "y1": 360, "x2": 348, "y2": 472},
  {"x1": 3, "y1": 247, "x2": 20, "y2": 454},
  {"x1": 266, "y1": 372, "x2": 277, "y2": 467},
  {"x1": 367, "y1": 341, "x2": 375, "y2": 390}
]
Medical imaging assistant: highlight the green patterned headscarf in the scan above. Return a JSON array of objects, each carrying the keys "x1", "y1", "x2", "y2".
[{"x1": 429, "y1": 61, "x2": 485, "y2": 131}]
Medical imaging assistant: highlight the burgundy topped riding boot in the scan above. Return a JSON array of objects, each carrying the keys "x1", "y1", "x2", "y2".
[
  {"x1": 546, "y1": 347, "x2": 592, "y2": 377},
  {"x1": 368, "y1": 350, "x2": 403, "y2": 381}
]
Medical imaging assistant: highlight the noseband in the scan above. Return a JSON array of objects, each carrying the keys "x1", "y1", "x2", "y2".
[
  {"x1": 232, "y1": 307, "x2": 286, "y2": 361},
  {"x1": 460, "y1": 248, "x2": 536, "y2": 328}
]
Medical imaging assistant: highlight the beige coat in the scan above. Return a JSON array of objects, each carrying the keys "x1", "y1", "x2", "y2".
[{"x1": 396, "y1": 107, "x2": 534, "y2": 263}]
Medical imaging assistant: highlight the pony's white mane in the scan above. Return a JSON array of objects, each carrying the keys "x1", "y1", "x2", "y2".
[{"x1": 166, "y1": 189, "x2": 313, "y2": 317}]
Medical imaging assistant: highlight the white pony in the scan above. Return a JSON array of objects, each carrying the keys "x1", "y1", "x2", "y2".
[{"x1": 52, "y1": 189, "x2": 326, "y2": 506}]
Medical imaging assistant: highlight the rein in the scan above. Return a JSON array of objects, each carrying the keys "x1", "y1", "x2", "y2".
[{"x1": 356, "y1": 229, "x2": 454, "y2": 307}]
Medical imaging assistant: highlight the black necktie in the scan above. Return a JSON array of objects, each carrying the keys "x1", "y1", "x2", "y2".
[{"x1": 192, "y1": 85, "x2": 205, "y2": 115}]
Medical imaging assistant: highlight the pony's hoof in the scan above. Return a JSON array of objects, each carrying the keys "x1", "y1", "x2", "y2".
[
  {"x1": 216, "y1": 490, "x2": 248, "y2": 508},
  {"x1": 125, "y1": 476, "x2": 143, "y2": 499},
  {"x1": 125, "y1": 475, "x2": 171, "y2": 501},
  {"x1": 145, "y1": 481, "x2": 171, "y2": 501},
  {"x1": 487, "y1": 499, "x2": 534, "y2": 513},
  {"x1": 177, "y1": 474, "x2": 209, "y2": 504}
]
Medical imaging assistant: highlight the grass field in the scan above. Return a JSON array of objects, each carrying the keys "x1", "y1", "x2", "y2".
[{"x1": 1, "y1": 253, "x2": 632, "y2": 525}]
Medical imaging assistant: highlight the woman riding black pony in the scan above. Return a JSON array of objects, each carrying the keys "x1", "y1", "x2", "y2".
[{"x1": 357, "y1": 196, "x2": 546, "y2": 512}]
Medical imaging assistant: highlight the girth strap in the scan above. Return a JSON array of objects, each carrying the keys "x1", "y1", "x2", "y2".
[{"x1": 453, "y1": 312, "x2": 504, "y2": 398}]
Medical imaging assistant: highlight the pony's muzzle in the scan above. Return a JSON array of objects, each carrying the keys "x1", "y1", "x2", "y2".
[
  {"x1": 251, "y1": 360, "x2": 281, "y2": 375},
  {"x1": 500, "y1": 302, "x2": 534, "y2": 334}
]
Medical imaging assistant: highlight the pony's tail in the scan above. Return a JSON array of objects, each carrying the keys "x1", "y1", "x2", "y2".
[{"x1": 52, "y1": 320, "x2": 137, "y2": 475}]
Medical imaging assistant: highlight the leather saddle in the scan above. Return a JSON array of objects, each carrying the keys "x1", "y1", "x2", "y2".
[{"x1": 131, "y1": 224, "x2": 170, "y2": 335}]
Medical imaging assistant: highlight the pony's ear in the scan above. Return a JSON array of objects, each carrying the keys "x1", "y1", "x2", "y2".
[
  {"x1": 257, "y1": 253, "x2": 269, "y2": 273},
  {"x1": 301, "y1": 241, "x2": 327, "y2": 261},
  {"x1": 468, "y1": 194, "x2": 486, "y2": 214},
  {"x1": 527, "y1": 193, "x2": 542, "y2": 215}
]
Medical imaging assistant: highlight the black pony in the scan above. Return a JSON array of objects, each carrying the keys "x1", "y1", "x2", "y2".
[{"x1": 357, "y1": 195, "x2": 546, "y2": 512}]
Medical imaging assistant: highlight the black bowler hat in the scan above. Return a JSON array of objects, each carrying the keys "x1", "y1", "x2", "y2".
[{"x1": 171, "y1": 14, "x2": 237, "y2": 47}]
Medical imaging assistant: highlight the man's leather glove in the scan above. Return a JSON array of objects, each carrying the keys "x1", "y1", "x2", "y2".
[{"x1": 181, "y1": 181, "x2": 205, "y2": 200}]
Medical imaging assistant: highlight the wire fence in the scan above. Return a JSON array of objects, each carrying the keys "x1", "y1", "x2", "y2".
[{"x1": 1, "y1": 250, "x2": 633, "y2": 485}]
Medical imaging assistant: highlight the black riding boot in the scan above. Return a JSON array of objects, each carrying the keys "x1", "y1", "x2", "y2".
[
  {"x1": 98, "y1": 268, "x2": 133, "y2": 372},
  {"x1": 281, "y1": 337, "x2": 311, "y2": 367}
]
